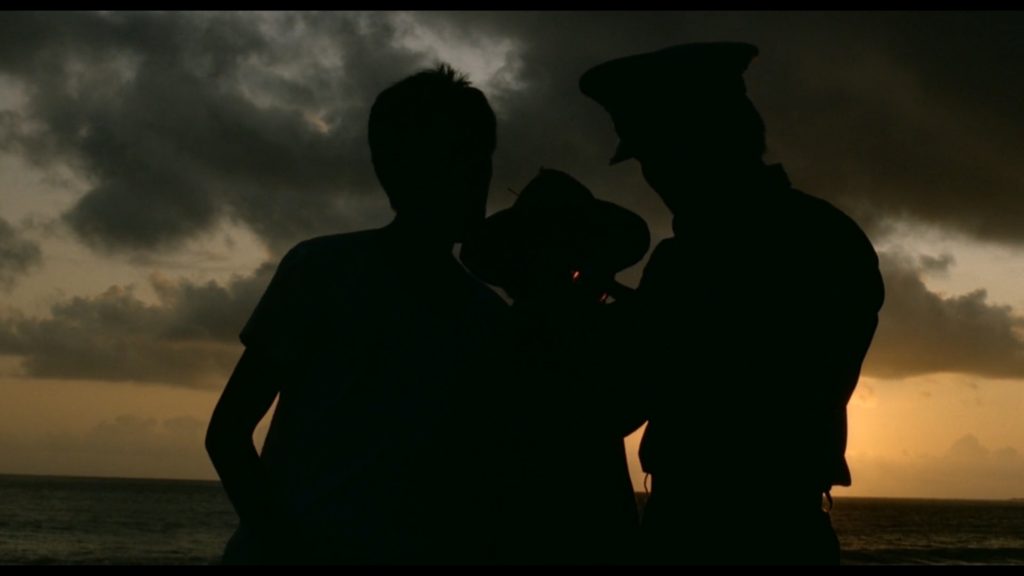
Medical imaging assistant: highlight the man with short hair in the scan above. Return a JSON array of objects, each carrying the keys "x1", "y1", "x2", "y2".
[
  {"x1": 206, "y1": 64, "x2": 507, "y2": 565},
  {"x1": 580, "y1": 43, "x2": 885, "y2": 564}
]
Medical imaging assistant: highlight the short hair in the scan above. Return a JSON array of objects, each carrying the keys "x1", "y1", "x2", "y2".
[{"x1": 368, "y1": 64, "x2": 497, "y2": 212}]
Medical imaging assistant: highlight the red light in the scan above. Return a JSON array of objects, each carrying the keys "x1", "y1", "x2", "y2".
[
  {"x1": 599, "y1": 292, "x2": 609, "y2": 303},
  {"x1": 571, "y1": 270, "x2": 581, "y2": 283}
]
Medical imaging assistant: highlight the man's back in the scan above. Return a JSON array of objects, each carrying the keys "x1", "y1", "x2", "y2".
[
  {"x1": 245, "y1": 227, "x2": 508, "y2": 563},
  {"x1": 636, "y1": 165, "x2": 883, "y2": 562}
]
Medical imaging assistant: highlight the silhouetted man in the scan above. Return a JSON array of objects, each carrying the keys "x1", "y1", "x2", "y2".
[
  {"x1": 580, "y1": 43, "x2": 885, "y2": 565},
  {"x1": 206, "y1": 64, "x2": 507, "y2": 564}
]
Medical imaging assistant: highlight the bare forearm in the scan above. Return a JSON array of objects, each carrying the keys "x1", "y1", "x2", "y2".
[
  {"x1": 206, "y1": 347, "x2": 285, "y2": 529},
  {"x1": 207, "y1": 430, "x2": 281, "y2": 528}
]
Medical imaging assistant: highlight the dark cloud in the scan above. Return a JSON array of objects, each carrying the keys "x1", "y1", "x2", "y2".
[
  {"x1": 2, "y1": 12, "x2": 1023, "y2": 385},
  {"x1": 0, "y1": 263, "x2": 274, "y2": 387},
  {"x1": 2, "y1": 12, "x2": 1021, "y2": 259},
  {"x1": 406, "y1": 12, "x2": 1024, "y2": 250},
  {"x1": 0, "y1": 12, "x2": 426, "y2": 254},
  {"x1": 0, "y1": 217, "x2": 41, "y2": 289},
  {"x1": 863, "y1": 251, "x2": 1024, "y2": 380},
  {"x1": 918, "y1": 253, "x2": 956, "y2": 275},
  {"x1": 747, "y1": 13, "x2": 1024, "y2": 245},
  {"x1": 151, "y1": 262, "x2": 275, "y2": 343}
]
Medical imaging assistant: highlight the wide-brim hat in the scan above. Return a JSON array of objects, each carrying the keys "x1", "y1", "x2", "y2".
[{"x1": 460, "y1": 168, "x2": 650, "y2": 291}]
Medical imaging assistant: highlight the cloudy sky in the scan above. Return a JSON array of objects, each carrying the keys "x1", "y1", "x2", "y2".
[{"x1": 0, "y1": 11, "x2": 1022, "y2": 500}]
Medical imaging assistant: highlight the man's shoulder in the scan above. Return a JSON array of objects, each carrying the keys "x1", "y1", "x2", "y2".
[
  {"x1": 240, "y1": 232, "x2": 384, "y2": 349},
  {"x1": 787, "y1": 190, "x2": 856, "y2": 227},
  {"x1": 786, "y1": 189, "x2": 885, "y2": 308},
  {"x1": 278, "y1": 228, "x2": 389, "y2": 276},
  {"x1": 786, "y1": 189, "x2": 878, "y2": 261},
  {"x1": 287, "y1": 229, "x2": 384, "y2": 260}
]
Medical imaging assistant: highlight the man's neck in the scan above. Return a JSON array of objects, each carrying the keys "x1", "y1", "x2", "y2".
[
  {"x1": 385, "y1": 216, "x2": 456, "y2": 258},
  {"x1": 664, "y1": 162, "x2": 791, "y2": 236},
  {"x1": 690, "y1": 161, "x2": 774, "y2": 191}
]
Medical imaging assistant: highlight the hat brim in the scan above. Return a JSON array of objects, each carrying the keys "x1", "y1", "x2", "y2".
[
  {"x1": 459, "y1": 208, "x2": 525, "y2": 289},
  {"x1": 460, "y1": 199, "x2": 650, "y2": 291}
]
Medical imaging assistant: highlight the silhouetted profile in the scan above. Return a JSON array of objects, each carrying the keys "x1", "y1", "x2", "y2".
[
  {"x1": 205, "y1": 64, "x2": 508, "y2": 565},
  {"x1": 580, "y1": 43, "x2": 885, "y2": 565},
  {"x1": 460, "y1": 168, "x2": 649, "y2": 564}
]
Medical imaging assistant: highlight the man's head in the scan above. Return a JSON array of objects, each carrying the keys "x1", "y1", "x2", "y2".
[
  {"x1": 369, "y1": 64, "x2": 497, "y2": 242},
  {"x1": 580, "y1": 43, "x2": 766, "y2": 212}
]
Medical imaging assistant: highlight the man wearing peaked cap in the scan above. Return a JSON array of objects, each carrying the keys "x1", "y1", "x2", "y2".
[{"x1": 580, "y1": 43, "x2": 885, "y2": 565}]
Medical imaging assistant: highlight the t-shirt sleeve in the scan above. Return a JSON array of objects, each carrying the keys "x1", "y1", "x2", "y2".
[{"x1": 239, "y1": 244, "x2": 309, "y2": 365}]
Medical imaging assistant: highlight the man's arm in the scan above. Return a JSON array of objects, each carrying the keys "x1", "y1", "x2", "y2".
[
  {"x1": 205, "y1": 347, "x2": 284, "y2": 529},
  {"x1": 817, "y1": 244, "x2": 885, "y2": 488}
]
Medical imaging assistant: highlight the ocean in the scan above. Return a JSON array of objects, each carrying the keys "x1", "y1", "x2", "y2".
[{"x1": 1, "y1": 474, "x2": 1022, "y2": 565}]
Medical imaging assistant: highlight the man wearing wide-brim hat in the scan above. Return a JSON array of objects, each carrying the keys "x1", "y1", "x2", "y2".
[{"x1": 580, "y1": 42, "x2": 885, "y2": 565}]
